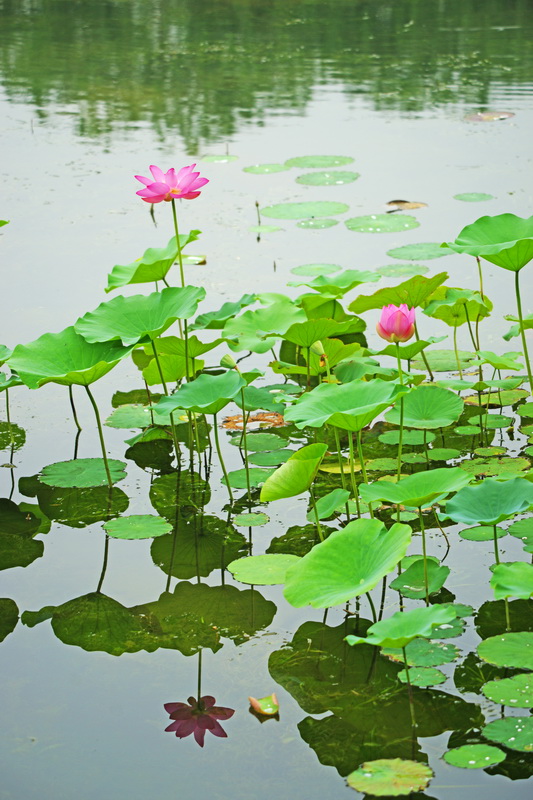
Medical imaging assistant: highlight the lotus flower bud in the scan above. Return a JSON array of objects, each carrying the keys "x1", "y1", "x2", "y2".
[{"x1": 376, "y1": 304, "x2": 416, "y2": 343}]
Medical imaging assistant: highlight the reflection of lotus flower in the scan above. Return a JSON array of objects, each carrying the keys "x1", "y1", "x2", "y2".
[
  {"x1": 135, "y1": 164, "x2": 209, "y2": 203},
  {"x1": 164, "y1": 695, "x2": 234, "y2": 747},
  {"x1": 376, "y1": 304, "x2": 416, "y2": 343}
]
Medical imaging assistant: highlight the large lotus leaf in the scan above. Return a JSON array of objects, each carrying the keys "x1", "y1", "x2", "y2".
[
  {"x1": 490, "y1": 562, "x2": 533, "y2": 600},
  {"x1": 260, "y1": 443, "x2": 327, "y2": 501},
  {"x1": 284, "y1": 518, "x2": 411, "y2": 608},
  {"x1": 0, "y1": 598, "x2": 18, "y2": 642},
  {"x1": 0, "y1": 533, "x2": 44, "y2": 571},
  {"x1": 482, "y1": 674, "x2": 533, "y2": 708},
  {"x1": 155, "y1": 371, "x2": 246, "y2": 416},
  {"x1": 149, "y1": 472, "x2": 211, "y2": 518},
  {"x1": 348, "y1": 272, "x2": 448, "y2": 314},
  {"x1": 27, "y1": 484, "x2": 129, "y2": 528},
  {"x1": 75, "y1": 286, "x2": 206, "y2": 346},
  {"x1": 346, "y1": 604, "x2": 460, "y2": 649},
  {"x1": 141, "y1": 352, "x2": 204, "y2": 386},
  {"x1": 443, "y1": 214, "x2": 533, "y2": 271},
  {"x1": 284, "y1": 379, "x2": 407, "y2": 432},
  {"x1": 190, "y1": 294, "x2": 256, "y2": 330},
  {"x1": 223, "y1": 296, "x2": 306, "y2": 353},
  {"x1": 476, "y1": 350, "x2": 524, "y2": 371},
  {"x1": 443, "y1": 477, "x2": 533, "y2": 525},
  {"x1": 347, "y1": 759, "x2": 433, "y2": 797},
  {"x1": 385, "y1": 385, "x2": 464, "y2": 429},
  {"x1": 150, "y1": 515, "x2": 247, "y2": 579},
  {"x1": 8, "y1": 326, "x2": 136, "y2": 389},
  {"x1": 105, "y1": 231, "x2": 200, "y2": 292},
  {"x1": 279, "y1": 318, "x2": 365, "y2": 348},
  {"x1": 390, "y1": 559, "x2": 450, "y2": 599},
  {"x1": 359, "y1": 467, "x2": 470, "y2": 509},
  {"x1": 477, "y1": 631, "x2": 533, "y2": 671},
  {"x1": 288, "y1": 269, "x2": 379, "y2": 298},
  {"x1": 39, "y1": 458, "x2": 127, "y2": 488},
  {"x1": 483, "y1": 716, "x2": 533, "y2": 752},
  {"x1": 424, "y1": 288, "x2": 492, "y2": 327},
  {"x1": 133, "y1": 581, "x2": 276, "y2": 649}
]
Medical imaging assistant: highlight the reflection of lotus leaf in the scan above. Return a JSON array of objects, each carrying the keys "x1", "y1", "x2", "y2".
[
  {"x1": 28, "y1": 484, "x2": 129, "y2": 528},
  {"x1": 0, "y1": 422, "x2": 25, "y2": 451},
  {"x1": 0, "y1": 598, "x2": 19, "y2": 642},
  {"x1": 149, "y1": 472, "x2": 211, "y2": 519}
]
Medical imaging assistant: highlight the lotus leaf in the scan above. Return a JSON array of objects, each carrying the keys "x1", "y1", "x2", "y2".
[
  {"x1": 346, "y1": 604, "x2": 459, "y2": 649},
  {"x1": 385, "y1": 385, "x2": 464, "y2": 429},
  {"x1": 443, "y1": 213, "x2": 533, "y2": 271},
  {"x1": 260, "y1": 443, "x2": 327, "y2": 501}
]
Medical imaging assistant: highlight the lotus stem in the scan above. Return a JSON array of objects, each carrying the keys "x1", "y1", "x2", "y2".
[
  {"x1": 333, "y1": 426, "x2": 351, "y2": 520},
  {"x1": 418, "y1": 506, "x2": 430, "y2": 606},
  {"x1": 423, "y1": 429, "x2": 430, "y2": 468},
  {"x1": 5, "y1": 387, "x2": 14, "y2": 445},
  {"x1": 514, "y1": 271, "x2": 533, "y2": 396},
  {"x1": 309, "y1": 485, "x2": 324, "y2": 542},
  {"x1": 366, "y1": 591, "x2": 377, "y2": 624},
  {"x1": 476, "y1": 256, "x2": 485, "y2": 299},
  {"x1": 213, "y1": 413, "x2": 233, "y2": 505},
  {"x1": 306, "y1": 346, "x2": 311, "y2": 390},
  {"x1": 433, "y1": 509, "x2": 451, "y2": 561},
  {"x1": 68, "y1": 385, "x2": 82, "y2": 433},
  {"x1": 453, "y1": 327, "x2": 463, "y2": 378},
  {"x1": 171, "y1": 198, "x2": 188, "y2": 348},
  {"x1": 348, "y1": 432, "x2": 361, "y2": 517},
  {"x1": 151, "y1": 337, "x2": 182, "y2": 464},
  {"x1": 240, "y1": 388, "x2": 252, "y2": 508},
  {"x1": 414, "y1": 323, "x2": 434, "y2": 381},
  {"x1": 357, "y1": 429, "x2": 374, "y2": 518},
  {"x1": 395, "y1": 344, "x2": 405, "y2": 485},
  {"x1": 493, "y1": 524, "x2": 500, "y2": 565},
  {"x1": 402, "y1": 646, "x2": 417, "y2": 729},
  {"x1": 504, "y1": 599, "x2": 511, "y2": 632},
  {"x1": 84, "y1": 384, "x2": 113, "y2": 489}
]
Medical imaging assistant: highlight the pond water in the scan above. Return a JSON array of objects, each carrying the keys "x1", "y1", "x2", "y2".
[{"x1": 1, "y1": 1, "x2": 533, "y2": 798}]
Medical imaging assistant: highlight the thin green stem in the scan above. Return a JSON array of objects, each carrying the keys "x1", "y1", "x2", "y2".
[
  {"x1": 333, "y1": 426, "x2": 351, "y2": 520},
  {"x1": 493, "y1": 524, "x2": 500, "y2": 565},
  {"x1": 309, "y1": 485, "x2": 324, "y2": 542},
  {"x1": 366, "y1": 592, "x2": 377, "y2": 624},
  {"x1": 5, "y1": 387, "x2": 14, "y2": 445},
  {"x1": 395, "y1": 344, "x2": 404, "y2": 483},
  {"x1": 240, "y1": 389, "x2": 252, "y2": 508},
  {"x1": 476, "y1": 256, "x2": 484, "y2": 299},
  {"x1": 213, "y1": 413, "x2": 233, "y2": 504},
  {"x1": 453, "y1": 326, "x2": 463, "y2": 378},
  {"x1": 514, "y1": 270, "x2": 533, "y2": 396},
  {"x1": 151, "y1": 337, "x2": 182, "y2": 462},
  {"x1": 68, "y1": 385, "x2": 82, "y2": 433},
  {"x1": 357, "y1": 429, "x2": 373, "y2": 518},
  {"x1": 84, "y1": 385, "x2": 112, "y2": 488},
  {"x1": 418, "y1": 507, "x2": 430, "y2": 606},
  {"x1": 504, "y1": 598, "x2": 511, "y2": 632},
  {"x1": 414, "y1": 323, "x2": 434, "y2": 381},
  {"x1": 171, "y1": 199, "x2": 186, "y2": 287},
  {"x1": 402, "y1": 646, "x2": 417, "y2": 729},
  {"x1": 348, "y1": 433, "x2": 361, "y2": 517}
]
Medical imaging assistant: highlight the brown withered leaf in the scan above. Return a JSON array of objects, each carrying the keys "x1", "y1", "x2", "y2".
[
  {"x1": 221, "y1": 412, "x2": 288, "y2": 431},
  {"x1": 386, "y1": 199, "x2": 428, "y2": 212}
]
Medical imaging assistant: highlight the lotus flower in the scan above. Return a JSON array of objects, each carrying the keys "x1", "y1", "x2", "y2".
[
  {"x1": 135, "y1": 164, "x2": 209, "y2": 203},
  {"x1": 164, "y1": 695, "x2": 234, "y2": 747},
  {"x1": 376, "y1": 304, "x2": 416, "y2": 343}
]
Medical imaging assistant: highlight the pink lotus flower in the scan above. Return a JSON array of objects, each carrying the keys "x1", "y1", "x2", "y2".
[
  {"x1": 135, "y1": 164, "x2": 209, "y2": 203},
  {"x1": 376, "y1": 304, "x2": 416, "y2": 343},
  {"x1": 164, "y1": 695, "x2": 234, "y2": 747}
]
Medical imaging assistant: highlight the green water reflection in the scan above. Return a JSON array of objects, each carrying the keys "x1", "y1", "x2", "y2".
[{"x1": 1, "y1": 0, "x2": 532, "y2": 145}]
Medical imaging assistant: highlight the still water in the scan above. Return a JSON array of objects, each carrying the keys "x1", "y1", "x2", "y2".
[{"x1": 1, "y1": 2, "x2": 533, "y2": 798}]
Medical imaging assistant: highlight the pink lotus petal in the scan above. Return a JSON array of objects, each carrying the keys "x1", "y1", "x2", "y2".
[
  {"x1": 200, "y1": 696, "x2": 216, "y2": 709},
  {"x1": 149, "y1": 165, "x2": 166, "y2": 182},
  {"x1": 208, "y1": 719, "x2": 228, "y2": 738},
  {"x1": 164, "y1": 702, "x2": 189, "y2": 714},
  {"x1": 193, "y1": 728, "x2": 206, "y2": 747},
  {"x1": 134, "y1": 174, "x2": 152, "y2": 186}
]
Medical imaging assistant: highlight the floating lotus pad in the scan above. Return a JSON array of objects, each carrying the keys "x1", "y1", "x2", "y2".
[
  {"x1": 248, "y1": 449, "x2": 293, "y2": 466},
  {"x1": 260, "y1": 201, "x2": 349, "y2": 220},
  {"x1": 443, "y1": 744, "x2": 505, "y2": 769},
  {"x1": 39, "y1": 458, "x2": 127, "y2": 488},
  {"x1": 345, "y1": 214, "x2": 419, "y2": 233},
  {"x1": 459, "y1": 457, "x2": 530, "y2": 478},
  {"x1": 243, "y1": 163, "x2": 290, "y2": 174},
  {"x1": 200, "y1": 154, "x2": 238, "y2": 163},
  {"x1": 385, "y1": 386, "x2": 464, "y2": 429},
  {"x1": 296, "y1": 170, "x2": 360, "y2": 186},
  {"x1": 482, "y1": 673, "x2": 533, "y2": 708},
  {"x1": 103, "y1": 515, "x2": 172, "y2": 540},
  {"x1": 227, "y1": 553, "x2": 300, "y2": 585},
  {"x1": 411, "y1": 349, "x2": 477, "y2": 372},
  {"x1": 223, "y1": 467, "x2": 276, "y2": 490},
  {"x1": 229, "y1": 432, "x2": 287, "y2": 451},
  {"x1": 454, "y1": 193, "x2": 494, "y2": 202},
  {"x1": 232, "y1": 513, "x2": 269, "y2": 528},
  {"x1": 248, "y1": 224, "x2": 283, "y2": 233},
  {"x1": 398, "y1": 666, "x2": 446, "y2": 687},
  {"x1": 483, "y1": 716, "x2": 533, "y2": 752},
  {"x1": 383, "y1": 639, "x2": 460, "y2": 667},
  {"x1": 297, "y1": 218, "x2": 339, "y2": 229},
  {"x1": 387, "y1": 242, "x2": 453, "y2": 261},
  {"x1": 508, "y1": 518, "x2": 533, "y2": 553},
  {"x1": 285, "y1": 155, "x2": 354, "y2": 169},
  {"x1": 290, "y1": 263, "x2": 342, "y2": 277},
  {"x1": 346, "y1": 759, "x2": 433, "y2": 796},
  {"x1": 376, "y1": 263, "x2": 429, "y2": 278},
  {"x1": 459, "y1": 526, "x2": 506, "y2": 542},
  {"x1": 477, "y1": 631, "x2": 533, "y2": 670}
]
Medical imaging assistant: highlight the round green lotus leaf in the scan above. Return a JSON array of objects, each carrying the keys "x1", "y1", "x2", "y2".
[
  {"x1": 261, "y1": 201, "x2": 349, "y2": 220},
  {"x1": 478, "y1": 632, "x2": 533, "y2": 670},
  {"x1": 366, "y1": 457, "x2": 398, "y2": 472},
  {"x1": 444, "y1": 477, "x2": 533, "y2": 526},
  {"x1": 345, "y1": 214, "x2": 419, "y2": 233},
  {"x1": 156, "y1": 370, "x2": 246, "y2": 416},
  {"x1": 248, "y1": 224, "x2": 283, "y2": 233},
  {"x1": 229, "y1": 433, "x2": 287, "y2": 451},
  {"x1": 383, "y1": 638, "x2": 460, "y2": 667},
  {"x1": 347, "y1": 758, "x2": 433, "y2": 796},
  {"x1": 284, "y1": 518, "x2": 411, "y2": 609},
  {"x1": 483, "y1": 716, "x2": 533, "y2": 752},
  {"x1": 428, "y1": 448, "x2": 461, "y2": 461},
  {"x1": 285, "y1": 155, "x2": 354, "y2": 169},
  {"x1": 443, "y1": 744, "x2": 505, "y2": 769},
  {"x1": 474, "y1": 446, "x2": 506, "y2": 457},
  {"x1": 103, "y1": 514, "x2": 172, "y2": 540},
  {"x1": 290, "y1": 263, "x2": 342, "y2": 277},
  {"x1": 466, "y1": 388, "x2": 529, "y2": 408},
  {"x1": 347, "y1": 604, "x2": 459, "y2": 650},
  {"x1": 387, "y1": 242, "x2": 452, "y2": 261},
  {"x1": 482, "y1": 673, "x2": 533, "y2": 708},
  {"x1": 379, "y1": 430, "x2": 436, "y2": 446},
  {"x1": 105, "y1": 404, "x2": 171, "y2": 429},
  {"x1": 376, "y1": 263, "x2": 429, "y2": 278},
  {"x1": 398, "y1": 511, "x2": 418, "y2": 522},
  {"x1": 400, "y1": 453, "x2": 427, "y2": 464},
  {"x1": 490, "y1": 562, "x2": 533, "y2": 600},
  {"x1": 411, "y1": 349, "x2": 477, "y2": 372},
  {"x1": 485, "y1": 414, "x2": 513, "y2": 428},
  {"x1": 385, "y1": 386, "x2": 464, "y2": 429},
  {"x1": 444, "y1": 213, "x2": 533, "y2": 272},
  {"x1": 360, "y1": 467, "x2": 471, "y2": 509},
  {"x1": 39, "y1": 458, "x2": 127, "y2": 488},
  {"x1": 248, "y1": 449, "x2": 293, "y2": 466},
  {"x1": 454, "y1": 193, "x2": 495, "y2": 202},
  {"x1": 507, "y1": 518, "x2": 533, "y2": 553},
  {"x1": 459, "y1": 525, "x2": 506, "y2": 542},
  {"x1": 296, "y1": 170, "x2": 360, "y2": 186},
  {"x1": 200, "y1": 154, "x2": 238, "y2": 163},
  {"x1": 228, "y1": 554, "x2": 300, "y2": 585},
  {"x1": 390, "y1": 560, "x2": 449, "y2": 599},
  {"x1": 232, "y1": 512, "x2": 269, "y2": 528},
  {"x1": 398, "y1": 666, "x2": 446, "y2": 687},
  {"x1": 459, "y1": 457, "x2": 530, "y2": 478},
  {"x1": 518, "y1": 401, "x2": 533, "y2": 417},
  {"x1": 297, "y1": 218, "x2": 339, "y2": 229},
  {"x1": 223, "y1": 467, "x2": 275, "y2": 490},
  {"x1": 455, "y1": 425, "x2": 482, "y2": 435},
  {"x1": 243, "y1": 163, "x2": 290, "y2": 174}
]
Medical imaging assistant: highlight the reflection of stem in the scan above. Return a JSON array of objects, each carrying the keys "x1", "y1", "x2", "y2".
[
  {"x1": 357, "y1": 429, "x2": 373, "y2": 518},
  {"x1": 197, "y1": 648, "x2": 203, "y2": 702},
  {"x1": 348, "y1": 432, "x2": 361, "y2": 517},
  {"x1": 84, "y1": 385, "x2": 113, "y2": 488},
  {"x1": 378, "y1": 576, "x2": 387, "y2": 621},
  {"x1": 433, "y1": 509, "x2": 451, "y2": 561},
  {"x1": 514, "y1": 270, "x2": 533, "y2": 396},
  {"x1": 453, "y1": 326, "x2": 463, "y2": 378},
  {"x1": 96, "y1": 534, "x2": 110, "y2": 593},
  {"x1": 402, "y1": 646, "x2": 417, "y2": 729},
  {"x1": 68, "y1": 385, "x2": 82, "y2": 432},
  {"x1": 309, "y1": 485, "x2": 324, "y2": 541},
  {"x1": 418, "y1": 507, "x2": 429, "y2": 606},
  {"x1": 493, "y1": 524, "x2": 500, "y2": 565},
  {"x1": 213, "y1": 413, "x2": 233, "y2": 504}
]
